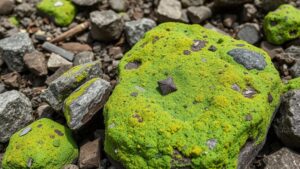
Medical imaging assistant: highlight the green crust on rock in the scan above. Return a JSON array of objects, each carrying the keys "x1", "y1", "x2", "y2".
[
  {"x1": 104, "y1": 23, "x2": 286, "y2": 168},
  {"x1": 263, "y1": 4, "x2": 300, "y2": 45},
  {"x1": 2, "y1": 118, "x2": 78, "y2": 169},
  {"x1": 37, "y1": 0, "x2": 76, "y2": 26},
  {"x1": 63, "y1": 78, "x2": 99, "y2": 125}
]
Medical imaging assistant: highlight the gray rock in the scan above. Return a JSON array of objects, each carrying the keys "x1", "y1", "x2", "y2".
[
  {"x1": 290, "y1": 62, "x2": 300, "y2": 78},
  {"x1": 254, "y1": 0, "x2": 287, "y2": 12},
  {"x1": 260, "y1": 41, "x2": 283, "y2": 60},
  {"x1": 36, "y1": 104, "x2": 55, "y2": 119},
  {"x1": 45, "y1": 65, "x2": 73, "y2": 85},
  {"x1": 187, "y1": 6, "x2": 212, "y2": 24},
  {"x1": 0, "y1": 83, "x2": 6, "y2": 94},
  {"x1": 47, "y1": 53, "x2": 73, "y2": 71},
  {"x1": 90, "y1": 10, "x2": 124, "y2": 42},
  {"x1": 238, "y1": 139, "x2": 265, "y2": 169},
  {"x1": 109, "y1": 0, "x2": 128, "y2": 12},
  {"x1": 264, "y1": 148, "x2": 300, "y2": 169},
  {"x1": 41, "y1": 61, "x2": 103, "y2": 111},
  {"x1": 78, "y1": 139, "x2": 101, "y2": 168},
  {"x1": 42, "y1": 42, "x2": 74, "y2": 61},
  {"x1": 180, "y1": 0, "x2": 204, "y2": 7},
  {"x1": 0, "y1": 90, "x2": 33, "y2": 143},
  {"x1": 63, "y1": 164, "x2": 79, "y2": 169},
  {"x1": 72, "y1": 0, "x2": 99, "y2": 6},
  {"x1": 237, "y1": 24, "x2": 261, "y2": 44},
  {"x1": 0, "y1": 0, "x2": 14, "y2": 15},
  {"x1": 285, "y1": 45, "x2": 300, "y2": 60},
  {"x1": 15, "y1": 3, "x2": 35, "y2": 17},
  {"x1": 74, "y1": 51, "x2": 94, "y2": 66},
  {"x1": 274, "y1": 90, "x2": 300, "y2": 148},
  {"x1": 63, "y1": 78, "x2": 111, "y2": 130},
  {"x1": 0, "y1": 32, "x2": 34, "y2": 72},
  {"x1": 215, "y1": 0, "x2": 252, "y2": 6},
  {"x1": 241, "y1": 3, "x2": 257, "y2": 22},
  {"x1": 24, "y1": 51, "x2": 48, "y2": 76},
  {"x1": 124, "y1": 18, "x2": 156, "y2": 46},
  {"x1": 156, "y1": 0, "x2": 183, "y2": 22},
  {"x1": 228, "y1": 48, "x2": 267, "y2": 70}
]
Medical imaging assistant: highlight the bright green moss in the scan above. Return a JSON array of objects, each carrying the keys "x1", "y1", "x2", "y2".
[
  {"x1": 2, "y1": 118, "x2": 78, "y2": 169},
  {"x1": 64, "y1": 78, "x2": 99, "y2": 125},
  {"x1": 37, "y1": 0, "x2": 76, "y2": 26},
  {"x1": 104, "y1": 22, "x2": 300, "y2": 168},
  {"x1": 9, "y1": 16, "x2": 19, "y2": 27},
  {"x1": 263, "y1": 4, "x2": 300, "y2": 45}
]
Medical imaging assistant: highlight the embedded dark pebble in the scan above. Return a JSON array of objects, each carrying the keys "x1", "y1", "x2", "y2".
[
  {"x1": 125, "y1": 61, "x2": 141, "y2": 70},
  {"x1": 208, "y1": 45, "x2": 217, "y2": 52},
  {"x1": 157, "y1": 77, "x2": 177, "y2": 96},
  {"x1": 191, "y1": 40, "x2": 207, "y2": 51}
]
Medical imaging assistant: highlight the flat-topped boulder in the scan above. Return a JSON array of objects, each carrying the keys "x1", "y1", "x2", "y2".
[{"x1": 104, "y1": 23, "x2": 289, "y2": 168}]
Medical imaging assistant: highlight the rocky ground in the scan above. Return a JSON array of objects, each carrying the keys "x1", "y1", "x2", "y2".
[{"x1": 1, "y1": 0, "x2": 300, "y2": 168}]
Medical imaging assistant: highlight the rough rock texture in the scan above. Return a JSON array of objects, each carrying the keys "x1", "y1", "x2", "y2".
[
  {"x1": 73, "y1": 51, "x2": 94, "y2": 66},
  {"x1": 124, "y1": 18, "x2": 156, "y2": 46},
  {"x1": 24, "y1": 51, "x2": 48, "y2": 76},
  {"x1": 187, "y1": 6, "x2": 212, "y2": 24},
  {"x1": 180, "y1": 0, "x2": 204, "y2": 7},
  {"x1": 79, "y1": 139, "x2": 101, "y2": 169},
  {"x1": 47, "y1": 53, "x2": 73, "y2": 71},
  {"x1": 237, "y1": 24, "x2": 261, "y2": 44},
  {"x1": 109, "y1": 0, "x2": 127, "y2": 12},
  {"x1": 41, "y1": 61, "x2": 102, "y2": 111},
  {"x1": 37, "y1": 0, "x2": 76, "y2": 26},
  {"x1": 90, "y1": 10, "x2": 124, "y2": 42},
  {"x1": 156, "y1": 0, "x2": 183, "y2": 22},
  {"x1": 0, "y1": 90, "x2": 33, "y2": 143},
  {"x1": 0, "y1": 0, "x2": 14, "y2": 15},
  {"x1": 104, "y1": 23, "x2": 285, "y2": 168},
  {"x1": 263, "y1": 4, "x2": 300, "y2": 45},
  {"x1": 72, "y1": 0, "x2": 99, "y2": 6},
  {"x1": 0, "y1": 32, "x2": 34, "y2": 72},
  {"x1": 255, "y1": 0, "x2": 287, "y2": 12},
  {"x1": 274, "y1": 90, "x2": 300, "y2": 149},
  {"x1": 264, "y1": 148, "x2": 300, "y2": 169},
  {"x1": 63, "y1": 78, "x2": 111, "y2": 130},
  {"x1": 2, "y1": 118, "x2": 78, "y2": 169}
]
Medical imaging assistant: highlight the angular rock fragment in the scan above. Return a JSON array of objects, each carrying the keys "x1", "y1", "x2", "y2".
[
  {"x1": 47, "y1": 53, "x2": 73, "y2": 71},
  {"x1": 79, "y1": 139, "x2": 101, "y2": 168},
  {"x1": 156, "y1": 0, "x2": 183, "y2": 22},
  {"x1": 125, "y1": 18, "x2": 156, "y2": 46},
  {"x1": 24, "y1": 51, "x2": 48, "y2": 76},
  {"x1": 180, "y1": 0, "x2": 204, "y2": 7},
  {"x1": 1, "y1": 118, "x2": 78, "y2": 169},
  {"x1": 187, "y1": 6, "x2": 212, "y2": 24},
  {"x1": 158, "y1": 77, "x2": 177, "y2": 96},
  {"x1": 73, "y1": 51, "x2": 94, "y2": 66},
  {"x1": 41, "y1": 61, "x2": 102, "y2": 111},
  {"x1": 109, "y1": 0, "x2": 128, "y2": 12},
  {"x1": 64, "y1": 78, "x2": 111, "y2": 130},
  {"x1": 0, "y1": 90, "x2": 33, "y2": 143},
  {"x1": 264, "y1": 148, "x2": 300, "y2": 169},
  {"x1": 274, "y1": 90, "x2": 300, "y2": 149},
  {"x1": 0, "y1": 32, "x2": 34, "y2": 72},
  {"x1": 90, "y1": 10, "x2": 124, "y2": 42},
  {"x1": 237, "y1": 24, "x2": 261, "y2": 44},
  {"x1": 42, "y1": 42, "x2": 75, "y2": 61}
]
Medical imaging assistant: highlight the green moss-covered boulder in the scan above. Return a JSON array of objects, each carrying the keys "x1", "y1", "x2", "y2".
[
  {"x1": 263, "y1": 4, "x2": 300, "y2": 45},
  {"x1": 2, "y1": 118, "x2": 78, "y2": 169},
  {"x1": 104, "y1": 22, "x2": 300, "y2": 169},
  {"x1": 37, "y1": 0, "x2": 76, "y2": 26}
]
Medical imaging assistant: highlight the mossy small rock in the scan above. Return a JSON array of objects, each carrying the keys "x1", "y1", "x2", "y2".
[
  {"x1": 41, "y1": 61, "x2": 102, "y2": 111},
  {"x1": 37, "y1": 0, "x2": 76, "y2": 26},
  {"x1": 2, "y1": 118, "x2": 78, "y2": 169},
  {"x1": 104, "y1": 22, "x2": 300, "y2": 169},
  {"x1": 64, "y1": 78, "x2": 111, "y2": 130},
  {"x1": 263, "y1": 4, "x2": 300, "y2": 45}
]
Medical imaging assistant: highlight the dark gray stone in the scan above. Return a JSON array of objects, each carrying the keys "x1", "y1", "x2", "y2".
[
  {"x1": 73, "y1": 51, "x2": 94, "y2": 66},
  {"x1": 42, "y1": 42, "x2": 74, "y2": 61},
  {"x1": 72, "y1": 0, "x2": 99, "y2": 6},
  {"x1": 237, "y1": 24, "x2": 260, "y2": 44},
  {"x1": 109, "y1": 0, "x2": 128, "y2": 12},
  {"x1": 124, "y1": 18, "x2": 156, "y2": 46},
  {"x1": 187, "y1": 6, "x2": 212, "y2": 24},
  {"x1": 274, "y1": 90, "x2": 300, "y2": 149},
  {"x1": 0, "y1": 90, "x2": 33, "y2": 143},
  {"x1": 264, "y1": 148, "x2": 300, "y2": 169},
  {"x1": 15, "y1": 3, "x2": 35, "y2": 17},
  {"x1": 64, "y1": 78, "x2": 111, "y2": 130},
  {"x1": 41, "y1": 61, "x2": 102, "y2": 111},
  {"x1": 215, "y1": 0, "x2": 252, "y2": 6},
  {"x1": 290, "y1": 62, "x2": 300, "y2": 78},
  {"x1": 156, "y1": 0, "x2": 183, "y2": 22},
  {"x1": 0, "y1": 83, "x2": 6, "y2": 94},
  {"x1": 227, "y1": 48, "x2": 267, "y2": 70},
  {"x1": 254, "y1": 0, "x2": 287, "y2": 12},
  {"x1": 285, "y1": 45, "x2": 300, "y2": 60},
  {"x1": 180, "y1": 0, "x2": 204, "y2": 7},
  {"x1": 90, "y1": 10, "x2": 124, "y2": 42},
  {"x1": 0, "y1": 32, "x2": 34, "y2": 72}
]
